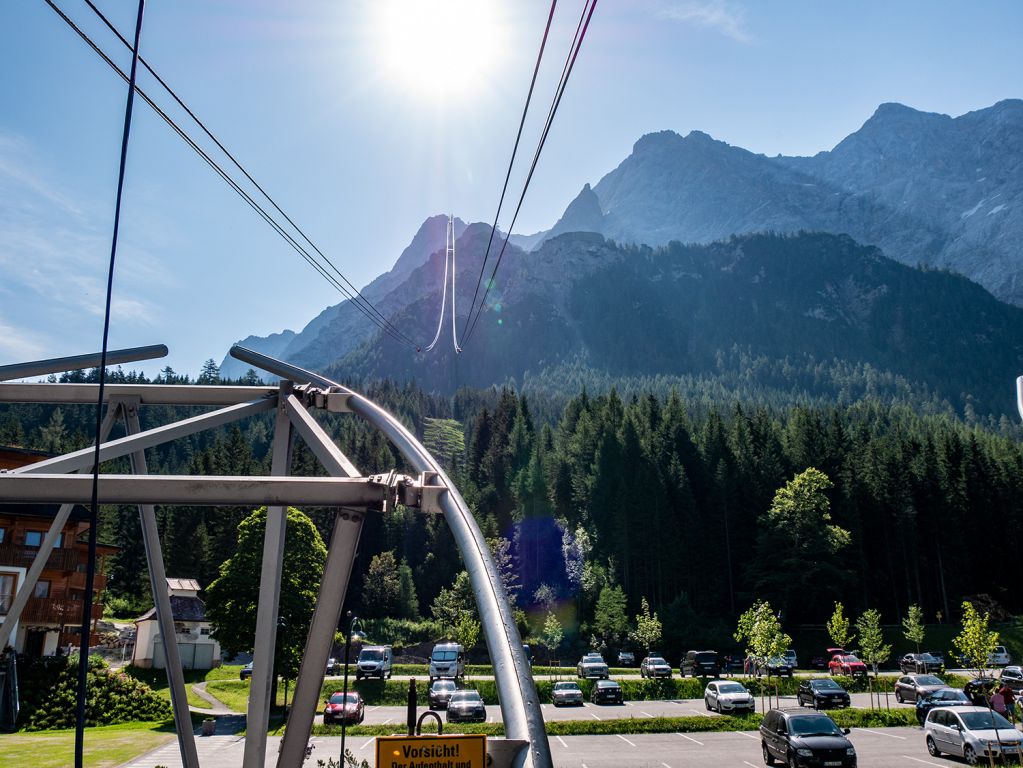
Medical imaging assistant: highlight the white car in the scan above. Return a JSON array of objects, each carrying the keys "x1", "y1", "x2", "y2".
[
  {"x1": 924, "y1": 705, "x2": 1022, "y2": 764},
  {"x1": 703, "y1": 680, "x2": 755, "y2": 714},
  {"x1": 989, "y1": 645, "x2": 1012, "y2": 666}
]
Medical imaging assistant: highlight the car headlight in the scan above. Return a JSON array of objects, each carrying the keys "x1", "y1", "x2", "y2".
[
  {"x1": 846, "y1": 747, "x2": 856, "y2": 756},
  {"x1": 796, "y1": 748, "x2": 813, "y2": 757}
]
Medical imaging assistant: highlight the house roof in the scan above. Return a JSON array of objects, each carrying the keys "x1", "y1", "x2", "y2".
[
  {"x1": 166, "y1": 578, "x2": 201, "y2": 592},
  {"x1": 137, "y1": 595, "x2": 207, "y2": 623}
]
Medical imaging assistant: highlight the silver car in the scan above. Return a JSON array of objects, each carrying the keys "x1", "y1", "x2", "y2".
[
  {"x1": 703, "y1": 680, "x2": 755, "y2": 714},
  {"x1": 925, "y1": 706, "x2": 1022, "y2": 764},
  {"x1": 551, "y1": 681, "x2": 584, "y2": 707},
  {"x1": 640, "y1": 656, "x2": 672, "y2": 679},
  {"x1": 576, "y1": 652, "x2": 609, "y2": 679}
]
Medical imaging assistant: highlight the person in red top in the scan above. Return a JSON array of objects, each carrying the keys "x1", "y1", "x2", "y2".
[{"x1": 999, "y1": 683, "x2": 1017, "y2": 724}]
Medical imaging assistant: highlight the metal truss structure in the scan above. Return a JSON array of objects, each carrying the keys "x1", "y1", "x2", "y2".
[{"x1": 0, "y1": 345, "x2": 550, "y2": 768}]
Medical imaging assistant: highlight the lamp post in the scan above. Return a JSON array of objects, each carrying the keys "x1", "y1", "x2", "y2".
[{"x1": 340, "y1": 611, "x2": 364, "y2": 767}]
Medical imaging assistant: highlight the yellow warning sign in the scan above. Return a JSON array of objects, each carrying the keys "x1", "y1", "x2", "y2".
[{"x1": 376, "y1": 734, "x2": 486, "y2": 768}]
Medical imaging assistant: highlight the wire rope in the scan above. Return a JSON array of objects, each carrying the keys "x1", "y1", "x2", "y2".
[
  {"x1": 422, "y1": 223, "x2": 451, "y2": 353},
  {"x1": 449, "y1": 216, "x2": 462, "y2": 354}
]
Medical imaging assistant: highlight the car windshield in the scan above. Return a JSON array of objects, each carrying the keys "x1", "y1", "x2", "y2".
[
  {"x1": 329, "y1": 693, "x2": 359, "y2": 704},
  {"x1": 960, "y1": 711, "x2": 1013, "y2": 730},
  {"x1": 554, "y1": 682, "x2": 580, "y2": 691},
  {"x1": 597, "y1": 681, "x2": 619, "y2": 689},
  {"x1": 449, "y1": 692, "x2": 481, "y2": 704},
  {"x1": 918, "y1": 653, "x2": 938, "y2": 662},
  {"x1": 917, "y1": 675, "x2": 944, "y2": 686},
  {"x1": 648, "y1": 657, "x2": 667, "y2": 665},
  {"x1": 432, "y1": 650, "x2": 458, "y2": 662},
  {"x1": 840, "y1": 655, "x2": 860, "y2": 663},
  {"x1": 359, "y1": 650, "x2": 383, "y2": 661},
  {"x1": 431, "y1": 680, "x2": 455, "y2": 692},
  {"x1": 583, "y1": 655, "x2": 604, "y2": 663},
  {"x1": 812, "y1": 680, "x2": 842, "y2": 690},
  {"x1": 789, "y1": 715, "x2": 843, "y2": 737},
  {"x1": 719, "y1": 683, "x2": 747, "y2": 693},
  {"x1": 932, "y1": 690, "x2": 968, "y2": 702},
  {"x1": 696, "y1": 652, "x2": 716, "y2": 662}
]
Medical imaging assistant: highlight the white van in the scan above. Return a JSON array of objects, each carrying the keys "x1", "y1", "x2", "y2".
[
  {"x1": 355, "y1": 645, "x2": 393, "y2": 680},
  {"x1": 429, "y1": 642, "x2": 465, "y2": 682}
]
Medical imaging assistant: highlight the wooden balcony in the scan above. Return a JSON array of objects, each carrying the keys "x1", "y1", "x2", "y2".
[
  {"x1": 21, "y1": 597, "x2": 103, "y2": 624},
  {"x1": 0, "y1": 542, "x2": 79, "y2": 572}
]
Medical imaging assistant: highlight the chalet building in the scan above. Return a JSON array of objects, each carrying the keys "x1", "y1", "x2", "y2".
[
  {"x1": 0, "y1": 446, "x2": 115, "y2": 655},
  {"x1": 132, "y1": 578, "x2": 221, "y2": 670}
]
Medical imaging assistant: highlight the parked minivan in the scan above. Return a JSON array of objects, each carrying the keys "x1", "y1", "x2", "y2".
[
  {"x1": 682, "y1": 650, "x2": 721, "y2": 677},
  {"x1": 355, "y1": 645, "x2": 393, "y2": 680},
  {"x1": 429, "y1": 642, "x2": 465, "y2": 682},
  {"x1": 760, "y1": 707, "x2": 857, "y2": 767}
]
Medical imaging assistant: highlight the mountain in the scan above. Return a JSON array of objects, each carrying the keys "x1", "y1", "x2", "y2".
[
  {"x1": 331, "y1": 230, "x2": 1023, "y2": 416},
  {"x1": 533, "y1": 100, "x2": 1023, "y2": 306}
]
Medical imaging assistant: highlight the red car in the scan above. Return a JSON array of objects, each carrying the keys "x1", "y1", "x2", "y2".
[
  {"x1": 828, "y1": 653, "x2": 867, "y2": 676},
  {"x1": 323, "y1": 691, "x2": 365, "y2": 725}
]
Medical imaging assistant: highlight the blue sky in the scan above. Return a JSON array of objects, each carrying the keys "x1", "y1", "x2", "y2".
[{"x1": 2, "y1": 0, "x2": 1021, "y2": 375}]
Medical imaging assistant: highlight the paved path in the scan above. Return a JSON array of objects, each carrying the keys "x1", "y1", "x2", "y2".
[{"x1": 191, "y1": 682, "x2": 239, "y2": 715}]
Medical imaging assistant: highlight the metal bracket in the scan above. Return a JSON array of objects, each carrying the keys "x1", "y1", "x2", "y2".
[
  {"x1": 294, "y1": 383, "x2": 352, "y2": 413},
  {"x1": 367, "y1": 470, "x2": 445, "y2": 514}
]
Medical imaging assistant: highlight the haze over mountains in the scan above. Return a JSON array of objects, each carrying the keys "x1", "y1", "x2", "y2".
[{"x1": 221, "y1": 100, "x2": 1023, "y2": 415}]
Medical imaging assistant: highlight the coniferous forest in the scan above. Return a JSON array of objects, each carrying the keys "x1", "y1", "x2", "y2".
[{"x1": 2, "y1": 363, "x2": 1022, "y2": 661}]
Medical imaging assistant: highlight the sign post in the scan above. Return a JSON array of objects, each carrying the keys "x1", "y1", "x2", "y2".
[{"x1": 376, "y1": 734, "x2": 486, "y2": 768}]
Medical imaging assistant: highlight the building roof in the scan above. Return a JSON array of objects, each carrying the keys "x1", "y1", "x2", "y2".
[
  {"x1": 137, "y1": 595, "x2": 207, "y2": 623},
  {"x1": 166, "y1": 578, "x2": 201, "y2": 592}
]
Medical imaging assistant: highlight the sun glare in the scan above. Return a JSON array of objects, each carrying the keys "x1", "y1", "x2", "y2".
[{"x1": 374, "y1": 0, "x2": 504, "y2": 100}]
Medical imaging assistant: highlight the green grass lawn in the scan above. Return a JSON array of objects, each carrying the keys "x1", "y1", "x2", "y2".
[{"x1": 0, "y1": 721, "x2": 174, "y2": 768}]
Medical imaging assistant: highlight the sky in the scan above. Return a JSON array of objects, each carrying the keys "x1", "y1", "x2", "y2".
[{"x1": 1, "y1": 0, "x2": 1021, "y2": 376}]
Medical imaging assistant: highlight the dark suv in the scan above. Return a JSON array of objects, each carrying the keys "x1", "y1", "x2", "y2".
[
  {"x1": 760, "y1": 708, "x2": 856, "y2": 767},
  {"x1": 682, "y1": 650, "x2": 721, "y2": 677}
]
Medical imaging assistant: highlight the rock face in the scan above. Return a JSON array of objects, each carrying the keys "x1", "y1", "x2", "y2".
[{"x1": 532, "y1": 100, "x2": 1023, "y2": 306}]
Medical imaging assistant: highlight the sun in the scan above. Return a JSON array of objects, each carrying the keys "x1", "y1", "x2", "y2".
[{"x1": 373, "y1": 0, "x2": 505, "y2": 100}]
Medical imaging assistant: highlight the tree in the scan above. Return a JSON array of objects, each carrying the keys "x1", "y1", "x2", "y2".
[
  {"x1": 362, "y1": 551, "x2": 401, "y2": 618},
  {"x1": 541, "y1": 612, "x2": 564, "y2": 666},
  {"x1": 953, "y1": 601, "x2": 999, "y2": 676},
  {"x1": 205, "y1": 507, "x2": 326, "y2": 683},
  {"x1": 629, "y1": 597, "x2": 663, "y2": 653},
  {"x1": 826, "y1": 602, "x2": 855, "y2": 650},
  {"x1": 902, "y1": 604, "x2": 926, "y2": 654},
  {"x1": 735, "y1": 600, "x2": 791, "y2": 709},
  {"x1": 855, "y1": 609, "x2": 891, "y2": 708},
  {"x1": 454, "y1": 613, "x2": 481, "y2": 656},
  {"x1": 197, "y1": 358, "x2": 220, "y2": 384},
  {"x1": 396, "y1": 560, "x2": 419, "y2": 619},
  {"x1": 593, "y1": 585, "x2": 629, "y2": 651},
  {"x1": 431, "y1": 571, "x2": 476, "y2": 635}
]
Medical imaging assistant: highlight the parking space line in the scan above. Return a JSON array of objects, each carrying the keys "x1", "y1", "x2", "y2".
[
  {"x1": 735, "y1": 731, "x2": 759, "y2": 740},
  {"x1": 641, "y1": 710, "x2": 655, "y2": 717},
  {"x1": 856, "y1": 728, "x2": 907, "y2": 740},
  {"x1": 902, "y1": 757, "x2": 943, "y2": 767},
  {"x1": 743, "y1": 762, "x2": 760, "y2": 768},
  {"x1": 556, "y1": 736, "x2": 568, "y2": 748},
  {"x1": 381, "y1": 718, "x2": 392, "y2": 725},
  {"x1": 676, "y1": 732, "x2": 703, "y2": 745},
  {"x1": 590, "y1": 712, "x2": 601, "y2": 720},
  {"x1": 368, "y1": 706, "x2": 381, "y2": 713},
  {"x1": 616, "y1": 735, "x2": 637, "y2": 747},
  {"x1": 689, "y1": 708, "x2": 711, "y2": 717},
  {"x1": 662, "y1": 763, "x2": 672, "y2": 768},
  {"x1": 359, "y1": 738, "x2": 374, "y2": 749}
]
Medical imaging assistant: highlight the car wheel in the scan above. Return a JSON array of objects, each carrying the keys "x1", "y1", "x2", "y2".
[
  {"x1": 705, "y1": 698, "x2": 711, "y2": 710},
  {"x1": 787, "y1": 754, "x2": 798, "y2": 768},
  {"x1": 964, "y1": 745, "x2": 978, "y2": 765},
  {"x1": 762, "y1": 741, "x2": 775, "y2": 766},
  {"x1": 895, "y1": 690, "x2": 903, "y2": 703},
  {"x1": 926, "y1": 736, "x2": 940, "y2": 756},
  {"x1": 718, "y1": 700, "x2": 724, "y2": 714}
]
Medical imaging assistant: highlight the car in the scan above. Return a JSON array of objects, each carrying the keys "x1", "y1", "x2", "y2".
[
  {"x1": 577, "y1": 652, "x2": 609, "y2": 679},
  {"x1": 828, "y1": 654, "x2": 866, "y2": 677},
  {"x1": 704, "y1": 680, "x2": 755, "y2": 714},
  {"x1": 924, "y1": 651, "x2": 946, "y2": 667},
  {"x1": 915, "y1": 688, "x2": 971, "y2": 725},
  {"x1": 894, "y1": 674, "x2": 947, "y2": 703},
  {"x1": 989, "y1": 645, "x2": 1012, "y2": 667},
  {"x1": 963, "y1": 677, "x2": 999, "y2": 706},
  {"x1": 429, "y1": 642, "x2": 465, "y2": 682},
  {"x1": 428, "y1": 679, "x2": 457, "y2": 710},
  {"x1": 682, "y1": 650, "x2": 721, "y2": 678},
  {"x1": 322, "y1": 691, "x2": 365, "y2": 725},
  {"x1": 782, "y1": 649, "x2": 798, "y2": 669},
  {"x1": 617, "y1": 650, "x2": 635, "y2": 666},
  {"x1": 640, "y1": 655, "x2": 673, "y2": 679},
  {"x1": 924, "y1": 705, "x2": 1022, "y2": 763},
  {"x1": 809, "y1": 655, "x2": 829, "y2": 670},
  {"x1": 551, "y1": 681, "x2": 584, "y2": 707},
  {"x1": 722, "y1": 654, "x2": 745, "y2": 673},
  {"x1": 1000, "y1": 666, "x2": 1023, "y2": 692},
  {"x1": 356, "y1": 645, "x2": 393, "y2": 680},
  {"x1": 522, "y1": 644, "x2": 533, "y2": 669},
  {"x1": 239, "y1": 662, "x2": 253, "y2": 680},
  {"x1": 446, "y1": 690, "x2": 486, "y2": 723},
  {"x1": 899, "y1": 652, "x2": 942, "y2": 674},
  {"x1": 591, "y1": 679, "x2": 624, "y2": 705},
  {"x1": 760, "y1": 708, "x2": 856, "y2": 767},
  {"x1": 757, "y1": 656, "x2": 795, "y2": 678},
  {"x1": 797, "y1": 678, "x2": 851, "y2": 709},
  {"x1": 325, "y1": 657, "x2": 339, "y2": 675}
]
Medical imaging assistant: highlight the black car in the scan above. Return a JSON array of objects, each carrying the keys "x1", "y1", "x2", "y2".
[
  {"x1": 915, "y1": 688, "x2": 971, "y2": 725},
  {"x1": 682, "y1": 650, "x2": 721, "y2": 678},
  {"x1": 428, "y1": 679, "x2": 457, "y2": 710},
  {"x1": 446, "y1": 690, "x2": 486, "y2": 723},
  {"x1": 760, "y1": 708, "x2": 856, "y2": 767},
  {"x1": 894, "y1": 674, "x2": 946, "y2": 703},
  {"x1": 757, "y1": 656, "x2": 795, "y2": 678},
  {"x1": 591, "y1": 679, "x2": 624, "y2": 705},
  {"x1": 797, "y1": 678, "x2": 851, "y2": 709},
  {"x1": 239, "y1": 662, "x2": 253, "y2": 680},
  {"x1": 963, "y1": 676, "x2": 999, "y2": 706},
  {"x1": 899, "y1": 653, "x2": 942, "y2": 674}
]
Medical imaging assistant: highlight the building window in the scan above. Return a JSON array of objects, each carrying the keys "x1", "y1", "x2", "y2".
[
  {"x1": 24, "y1": 531, "x2": 42, "y2": 547},
  {"x1": 200, "y1": 627, "x2": 211, "y2": 636},
  {"x1": 34, "y1": 580, "x2": 50, "y2": 598},
  {"x1": 0, "y1": 527, "x2": 6, "y2": 544},
  {"x1": 0, "y1": 573, "x2": 15, "y2": 615}
]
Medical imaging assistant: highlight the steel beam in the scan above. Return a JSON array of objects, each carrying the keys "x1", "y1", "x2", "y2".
[
  {"x1": 278, "y1": 511, "x2": 364, "y2": 767},
  {"x1": 0, "y1": 406, "x2": 119, "y2": 650},
  {"x1": 1017, "y1": 375, "x2": 1023, "y2": 423},
  {"x1": 230, "y1": 347, "x2": 552, "y2": 768},
  {"x1": 0, "y1": 344, "x2": 167, "y2": 381},
  {"x1": 285, "y1": 393, "x2": 359, "y2": 477},
  {"x1": 0, "y1": 382, "x2": 277, "y2": 406},
  {"x1": 0, "y1": 474, "x2": 392, "y2": 507},
  {"x1": 245, "y1": 388, "x2": 293, "y2": 768},
  {"x1": 13, "y1": 396, "x2": 275, "y2": 475},
  {"x1": 121, "y1": 398, "x2": 199, "y2": 768}
]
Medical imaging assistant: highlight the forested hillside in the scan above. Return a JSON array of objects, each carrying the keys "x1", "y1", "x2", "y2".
[{"x1": 3, "y1": 367, "x2": 1022, "y2": 658}]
